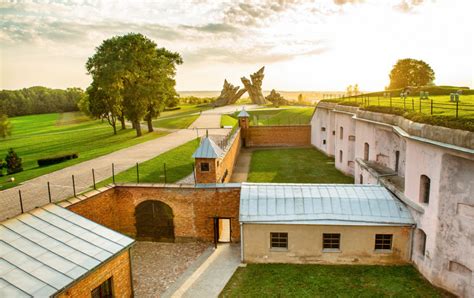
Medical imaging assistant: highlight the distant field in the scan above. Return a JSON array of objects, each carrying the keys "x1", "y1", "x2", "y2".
[
  {"x1": 152, "y1": 104, "x2": 212, "y2": 129},
  {"x1": 179, "y1": 91, "x2": 345, "y2": 103},
  {"x1": 0, "y1": 112, "x2": 165, "y2": 189},
  {"x1": 248, "y1": 148, "x2": 353, "y2": 184},
  {"x1": 220, "y1": 264, "x2": 452, "y2": 297},
  {"x1": 96, "y1": 138, "x2": 199, "y2": 187},
  {"x1": 230, "y1": 107, "x2": 315, "y2": 126}
]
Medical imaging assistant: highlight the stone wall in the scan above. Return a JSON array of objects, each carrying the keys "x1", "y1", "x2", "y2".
[
  {"x1": 58, "y1": 250, "x2": 132, "y2": 298},
  {"x1": 67, "y1": 185, "x2": 241, "y2": 243},
  {"x1": 245, "y1": 125, "x2": 311, "y2": 147}
]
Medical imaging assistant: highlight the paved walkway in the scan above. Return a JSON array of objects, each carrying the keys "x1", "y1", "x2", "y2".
[
  {"x1": 165, "y1": 244, "x2": 241, "y2": 298},
  {"x1": 0, "y1": 105, "x2": 258, "y2": 221},
  {"x1": 229, "y1": 148, "x2": 253, "y2": 182}
]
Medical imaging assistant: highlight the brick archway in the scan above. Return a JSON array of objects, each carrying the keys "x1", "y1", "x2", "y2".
[{"x1": 135, "y1": 200, "x2": 175, "y2": 242}]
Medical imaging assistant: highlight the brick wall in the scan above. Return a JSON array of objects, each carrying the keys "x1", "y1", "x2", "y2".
[
  {"x1": 218, "y1": 130, "x2": 241, "y2": 183},
  {"x1": 195, "y1": 158, "x2": 218, "y2": 183},
  {"x1": 245, "y1": 125, "x2": 311, "y2": 147},
  {"x1": 58, "y1": 249, "x2": 132, "y2": 298},
  {"x1": 68, "y1": 185, "x2": 241, "y2": 243}
]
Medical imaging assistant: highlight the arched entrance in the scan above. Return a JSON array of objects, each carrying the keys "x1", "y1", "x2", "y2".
[{"x1": 135, "y1": 200, "x2": 175, "y2": 242}]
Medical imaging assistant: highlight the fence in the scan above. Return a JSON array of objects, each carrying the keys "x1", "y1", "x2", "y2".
[
  {"x1": 250, "y1": 114, "x2": 311, "y2": 126},
  {"x1": 331, "y1": 94, "x2": 474, "y2": 118}
]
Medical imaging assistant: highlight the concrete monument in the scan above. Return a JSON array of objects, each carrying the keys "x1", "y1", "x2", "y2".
[
  {"x1": 241, "y1": 67, "x2": 267, "y2": 105},
  {"x1": 213, "y1": 80, "x2": 246, "y2": 107}
]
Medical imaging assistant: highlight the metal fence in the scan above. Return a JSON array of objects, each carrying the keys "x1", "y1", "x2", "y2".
[
  {"x1": 332, "y1": 94, "x2": 474, "y2": 118},
  {"x1": 250, "y1": 114, "x2": 310, "y2": 126}
]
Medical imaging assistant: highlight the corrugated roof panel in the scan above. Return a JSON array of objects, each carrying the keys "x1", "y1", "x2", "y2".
[
  {"x1": 240, "y1": 183, "x2": 415, "y2": 225},
  {"x1": 0, "y1": 204, "x2": 135, "y2": 297}
]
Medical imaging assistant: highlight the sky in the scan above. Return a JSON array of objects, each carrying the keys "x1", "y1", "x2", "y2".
[{"x1": 0, "y1": 0, "x2": 473, "y2": 92}]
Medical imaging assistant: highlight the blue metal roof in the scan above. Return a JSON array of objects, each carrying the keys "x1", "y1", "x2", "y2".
[
  {"x1": 240, "y1": 183, "x2": 414, "y2": 226},
  {"x1": 237, "y1": 108, "x2": 250, "y2": 118},
  {"x1": 192, "y1": 137, "x2": 224, "y2": 159},
  {"x1": 0, "y1": 204, "x2": 134, "y2": 297}
]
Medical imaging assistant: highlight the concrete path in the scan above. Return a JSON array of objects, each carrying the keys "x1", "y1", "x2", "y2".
[
  {"x1": 0, "y1": 104, "x2": 259, "y2": 221},
  {"x1": 166, "y1": 244, "x2": 241, "y2": 298},
  {"x1": 229, "y1": 148, "x2": 253, "y2": 183}
]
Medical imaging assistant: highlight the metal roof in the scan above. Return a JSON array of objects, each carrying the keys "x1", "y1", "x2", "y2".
[
  {"x1": 192, "y1": 137, "x2": 224, "y2": 159},
  {"x1": 237, "y1": 108, "x2": 250, "y2": 118},
  {"x1": 0, "y1": 204, "x2": 134, "y2": 297},
  {"x1": 240, "y1": 183, "x2": 414, "y2": 226}
]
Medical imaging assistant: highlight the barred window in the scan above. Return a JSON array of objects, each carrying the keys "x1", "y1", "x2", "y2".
[
  {"x1": 270, "y1": 232, "x2": 288, "y2": 249},
  {"x1": 200, "y1": 162, "x2": 210, "y2": 172},
  {"x1": 375, "y1": 234, "x2": 393, "y2": 250},
  {"x1": 323, "y1": 233, "x2": 340, "y2": 250},
  {"x1": 92, "y1": 278, "x2": 113, "y2": 298}
]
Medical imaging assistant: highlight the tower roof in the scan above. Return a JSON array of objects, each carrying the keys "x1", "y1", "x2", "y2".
[
  {"x1": 237, "y1": 108, "x2": 250, "y2": 118},
  {"x1": 192, "y1": 137, "x2": 224, "y2": 159}
]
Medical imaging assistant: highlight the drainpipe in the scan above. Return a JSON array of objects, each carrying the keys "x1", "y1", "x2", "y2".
[{"x1": 240, "y1": 223, "x2": 244, "y2": 263}]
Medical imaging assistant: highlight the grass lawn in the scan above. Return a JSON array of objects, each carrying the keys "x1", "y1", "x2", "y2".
[
  {"x1": 0, "y1": 112, "x2": 165, "y2": 190},
  {"x1": 220, "y1": 114, "x2": 239, "y2": 127},
  {"x1": 220, "y1": 264, "x2": 452, "y2": 297},
  {"x1": 233, "y1": 107, "x2": 315, "y2": 126},
  {"x1": 152, "y1": 104, "x2": 212, "y2": 129},
  {"x1": 96, "y1": 138, "x2": 199, "y2": 187},
  {"x1": 248, "y1": 148, "x2": 353, "y2": 184}
]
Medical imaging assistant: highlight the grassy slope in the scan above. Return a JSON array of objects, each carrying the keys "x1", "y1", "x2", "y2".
[
  {"x1": 96, "y1": 138, "x2": 199, "y2": 187},
  {"x1": 152, "y1": 104, "x2": 212, "y2": 129},
  {"x1": 240, "y1": 107, "x2": 315, "y2": 126},
  {"x1": 220, "y1": 115, "x2": 238, "y2": 127},
  {"x1": 248, "y1": 148, "x2": 353, "y2": 184},
  {"x1": 0, "y1": 113, "x2": 165, "y2": 189},
  {"x1": 220, "y1": 264, "x2": 452, "y2": 298}
]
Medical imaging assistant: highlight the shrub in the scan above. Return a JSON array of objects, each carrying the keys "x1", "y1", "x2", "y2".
[
  {"x1": 37, "y1": 153, "x2": 79, "y2": 167},
  {"x1": 164, "y1": 107, "x2": 181, "y2": 112},
  {"x1": 5, "y1": 148, "x2": 23, "y2": 174}
]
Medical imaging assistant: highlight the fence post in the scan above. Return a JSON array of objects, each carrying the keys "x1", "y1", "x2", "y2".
[
  {"x1": 72, "y1": 175, "x2": 76, "y2": 197},
  {"x1": 92, "y1": 169, "x2": 96, "y2": 190},
  {"x1": 412, "y1": 98, "x2": 414, "y2": 111},
  {"x1": 112, "y1": 163, "x2": 115, "y2": 184},
  {"x1": 136, "y1": 162, "x2": 139, "y2": 183},
  {"x1": 430, "y1": 100, "x2": 433, "y2": 115},
  {"x1": 419, "y1": 98, "x2": 422, "y2": 112},
  {"x1": 164, "y1": 163, "x2": 167, "y2": 184},
  {"x1": 390, "y1": 97, "x2": 392, "y2": 109},
  {"x1": 18, "y1": 190, "x2": 24, "y2": 213},
  {"x1": 456, "y1": 100, "x2": 459, "y2": 118},
  {"x1": 377, "y1": 96, "x2": 380, "y2": 106},
  {"x1": 47, "y1": 182, "x2": 52, "y2": 203},
  {"x1": 192, "y1": 163, "x2": 196, "y2": 185}
]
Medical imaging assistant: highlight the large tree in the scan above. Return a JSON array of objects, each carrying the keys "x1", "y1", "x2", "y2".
[
  {"x1": 388, "y1": 58, "x2": 435, "y2": 89},
  {"x1": 0, "y1": 114, "x2": 12, "y2": 138},
  {"x1": 86, "y1": 33, "x2": 181, "y2": 136}
]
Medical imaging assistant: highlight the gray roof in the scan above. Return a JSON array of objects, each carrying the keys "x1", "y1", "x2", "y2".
[
  {"x1": 0, "y1": 204, "x2": 134, "y2": 297},
  {"x1": 192, "y1": 137, "x2": 224, "y2": 159},
  {"x1": 237, "y1": 108, "x2": 250, "y2": 118},
  {"x1": 240, "y1": 183, "x2": 414, "y2": 226}
]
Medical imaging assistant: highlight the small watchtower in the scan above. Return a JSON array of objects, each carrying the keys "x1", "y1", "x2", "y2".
[
  {"x1": 237, "y1": 107, "x2": 250, "y2": 147},
  {"x1": 192, "y1": 135, "x2": 224, "y2": 184}
]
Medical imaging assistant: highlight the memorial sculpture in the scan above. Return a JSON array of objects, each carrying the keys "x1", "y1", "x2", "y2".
[{"x1": 212, "y1": 66, "x2": 267, "y2": 107}]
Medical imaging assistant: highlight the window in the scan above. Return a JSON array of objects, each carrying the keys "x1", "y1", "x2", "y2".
[
  {"x1": 359, "y1": 174, "x2": 363, "y2": 184},
  {"x1": 339, "y1": 127, "x2": 344, "y2": 140},
  {"x1": 321, "y1": 127, "x2": 326, "y2": 132},
  {"x1": 395, "y1": 150, "x2": 400, "y2": 172},
  {"x1": 348, "y1": 135, "x2": 355, "y2": 141},
  {"x1": 200, "y1": 162, "x2": 210, "y2": 172},
  {"x1": 375, "y1": 234, "x2": 393, "y2": 250},
  {"x1": 364, "y1": 143, "x2": 370, "y2": 160},
  {"x1": 420, "y1": 175, "x2": 430, "y2": 204},
  {"x1": 323, "y1": 233, "x2": 340, "y2": 250},
  {"x1": 339, "y1": 150, "x2": 343, "y2": 163},
  {"x1": 92, "y1": 278, "x2": 113, "y2": 298},
  {"x1": 270, "y1": 232, "x2": 288, "y2": 249},
  {"x1": 332, "y1": 130, "x2": 335, "y2": 136},
  {"x1": 322, "y1": 139, "x2": 326, "y2": 145},
  {"x1": 417, "y1": 229, "x2": 427, "y2": 257}
]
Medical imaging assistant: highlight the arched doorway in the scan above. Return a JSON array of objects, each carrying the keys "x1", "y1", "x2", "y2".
[{"x1": 135, "y1": 200, "x2": 175, "y2": 242}]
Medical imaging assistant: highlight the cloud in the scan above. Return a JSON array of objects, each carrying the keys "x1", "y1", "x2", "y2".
[
  {"x1": 180, "y1": 23, "x2": 240, "y2": 34},
  {"x1": 393, "y1": 0, "x2": 426, "y2": 13},
  {"x1": 333, "y1": 0, "x2": 365, "y2": 5}
]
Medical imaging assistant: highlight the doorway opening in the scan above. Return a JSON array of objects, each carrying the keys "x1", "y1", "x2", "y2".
[{"x1": 213, "y1": 217, "x2": 231, "y2": 247}]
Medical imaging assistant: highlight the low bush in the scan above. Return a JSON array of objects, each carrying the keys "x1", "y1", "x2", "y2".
[
  {"x1": 163, "y1": 107, "x2": 181, "y2": 112},
  {"x1": 38, "y1": 153, "x2": 78, "y2": 167}
]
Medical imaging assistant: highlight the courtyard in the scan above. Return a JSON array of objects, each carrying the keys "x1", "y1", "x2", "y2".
[
  {"x1": 220, "y1": 264, "x2": 453, "y2": 297},
  {"x1": 247, "y1": 147, "x2": 354, "y2": 184}
]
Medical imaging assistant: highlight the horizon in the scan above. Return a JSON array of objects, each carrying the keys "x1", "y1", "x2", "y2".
[{"x1": 1, "y1": 0, "x2": 473, "y2": 91}]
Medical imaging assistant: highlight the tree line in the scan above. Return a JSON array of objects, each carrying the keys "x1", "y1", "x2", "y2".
[
  {"x1": 82, "y1": 33, "x2": 182, "y2": 136},
  {"x1": 0, "y1": 86, "x2": 83, "y2": 117}
]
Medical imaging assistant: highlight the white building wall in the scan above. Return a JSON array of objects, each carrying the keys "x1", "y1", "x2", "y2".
[{"x1": 334, "y1": 111, "x2": 356, "y2": 176}]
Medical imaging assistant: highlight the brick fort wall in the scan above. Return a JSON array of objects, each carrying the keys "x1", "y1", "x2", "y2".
[
  {"x1": 245, "y1": 125, "x2": 311, "y2": 147},
  {"x1": 67, "y1": 185, "x2": 241, "y2": 242}
]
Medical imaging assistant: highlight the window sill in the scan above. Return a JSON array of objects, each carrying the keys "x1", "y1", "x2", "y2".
[
  {"x1": 323, "y1": 248, "x2": 341, "y2": 253},
  {"x1": 374, "y1": 249, "x2": 392, "y2": 254},
  {"x1": 270, "y1": 247, "x2": 288, "y2": 252}
]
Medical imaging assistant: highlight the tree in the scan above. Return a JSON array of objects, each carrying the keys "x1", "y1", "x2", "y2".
[
  {"x1": 297, "y1": 93, "x2": 304, "y2": 104},
  {"x1": 5, "y1": 148, "x2": 23, "y2": 175},
  {"x1": 388, "y1": 58, "x2": 435, "y2": 89},
  {"x1": 265, "y1": 90, "x2": 287, "y2": 107},
  {"x1": 85, "y1": 82, "x2": 121, "y2": 134},
  {"x1": 346, "y1": 85, "x2": 353, "y2": 97},
  {"x1": 0, "y1": 114, "x2": 12, "y2": 138},
  {"x1": 353, "y1": 84, "x2": 359, "y2": 95},
  {"x1": 0, "y1": 159, "x2": 5, "y2": 176}
]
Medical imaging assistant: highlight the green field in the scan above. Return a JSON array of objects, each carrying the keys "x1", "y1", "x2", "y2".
[
  {"x1": 232, "y1": 107, "x2": 315, "y2": 126},
  {"x1": 220, "y1": 115, "x2": 239, "y2": 127},
  {"x1": 0, "y1": 112, "x2": 165, "y2": 189},
  {"x1": 96, "y1": 138, "x2": 199, "y2": 187},
  {"x1": 152, "y1": 104, "x2": 212, "y2": 129},
  {"x1": 248, "y1": 148, "x2": 353, "y2": 184},
  {"x1": 220, "y1": 264, "x2": 452, "y2": 297}
]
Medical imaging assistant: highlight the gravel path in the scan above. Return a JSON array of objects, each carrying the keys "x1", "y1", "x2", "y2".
[{"x1": 131, "y1": 242, "x2": 210, "y2": 298}]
